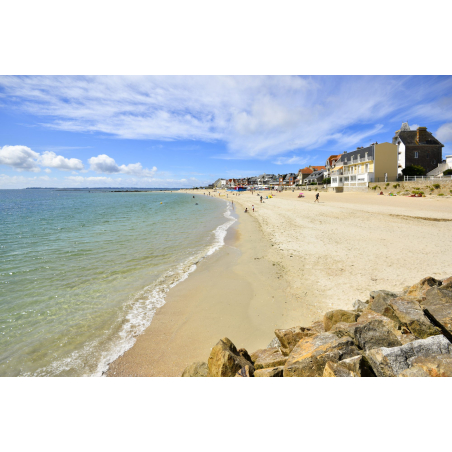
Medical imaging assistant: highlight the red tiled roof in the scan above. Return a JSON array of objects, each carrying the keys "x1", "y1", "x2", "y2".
[
  {"x1": 310, "y1": 165, "x2": 326, "y2": 171},
  {"x1": 298, "y1": 167, "x2": 313, "y2": 175},
  {"x1": 327, "y1": 155, "x2": 340, "y2": 165}
]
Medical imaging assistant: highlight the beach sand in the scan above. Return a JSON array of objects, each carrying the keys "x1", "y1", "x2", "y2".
[{"x1": 108, "y1": 189, "x2": 452, "y2": 377}]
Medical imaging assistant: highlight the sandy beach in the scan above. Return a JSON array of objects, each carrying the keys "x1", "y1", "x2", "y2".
[{"x1": 108, "y1": 189, "x2": 452, "y2": 377}]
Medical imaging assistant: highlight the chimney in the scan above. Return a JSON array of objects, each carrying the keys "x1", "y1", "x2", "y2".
[{"x1": 417, "y1": 127, "x2": 428, "y2": 143}]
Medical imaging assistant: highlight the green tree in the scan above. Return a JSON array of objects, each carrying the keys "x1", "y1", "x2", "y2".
[
  {"x1": 402, "y1": 165, "x2": 426, "y2": 176},
  {"x1": 443, "y1": 169, "x2": 452, "y2": 176}
]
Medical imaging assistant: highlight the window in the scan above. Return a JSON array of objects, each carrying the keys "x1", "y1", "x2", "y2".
[
  {"x1": 365, "y1": 163, "x2": 369, "y2": 173},
  {"x1": 414, "y1": 151, "x2": 419, "y2": 158}
]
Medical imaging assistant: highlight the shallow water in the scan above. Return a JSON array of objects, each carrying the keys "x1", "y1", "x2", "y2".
[{"x1": 0, "y1": 189, "x2": 234, "y2": 376}]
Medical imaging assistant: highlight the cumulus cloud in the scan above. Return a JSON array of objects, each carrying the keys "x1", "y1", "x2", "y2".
[
  {"x1": 39, "y1": 151, "x2": 84, "y2": 171},
  {"x1": 0, "y1": 145, "x2": 84, "y2": 172},
  {"x1": 436, "y1": 123, "x2": 452, "y2": 143},
  {"x1": 88, "y1": 154, "x2": 157, "y2": 177},
  {"x1": 0, "y1": 145, "x2": 41, "y2": 172}
]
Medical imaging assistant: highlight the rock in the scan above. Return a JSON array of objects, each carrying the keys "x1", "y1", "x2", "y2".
[
  {"x1": 353, "y1": 299, "x2": 368, "y2": 312},
  {"x1": 369, "y1": 290, "x2": 398, "y2": 300},
  {"x1": 405, "y1": 355, "x2": 452, "y2": 377},
  {"x1": 274, "y1": 326, "x2": 316, "y2": 356},
  {"x1": 250, "y1": 347, "x2": 288, "y2": 370},
  {"x1": 267, "y1": 336, "x2": 282, "y2": 349},
  {"x1": 309, "y1": 320, "x2": 326, "y2": 334},
  {"x1": 254, "y1": 366, "x2": 284, "y2": 377},
  {"x1": 208, "y1": 338, "x2": 254, "y2": 377},
  {"x1": 366, "y1": 335, "x2": 452, "y2": 377},
  {"x1": 283, "y1": 333, "x2": 361, "y2": 377},
  {"x1": 330, "y1": 309, "x2": 402, "y2": 352},
  {"x1": 237, "y1": 348, "x2": 253, "y2": 364},
  {"x1": 323, "y1": 361, "x2": 357, "y2": 377},
  {"x1": 405, "y1": 277, "x2": 442, "y2": 300},
  {"x1": 235, "y1": 365, "x2": 254, "y2": 377},
  {"x1": 323, "y1": 310, "x2": 360, "y2": 332},
  {"x1": 421, "y1": 287, "x2": 452, "y2": 341},
  {"x1": 367, "y1": 292, "x2": 400, "y2": 324},
  {"x1": 181, "y1": 361, "x2": 209, "y2": 377},
  {"x1": 399, "y1": 367, "x2": 431, "y2": 377},
  {"x1": 389, "y1": 298, "x2": 441, "y2": 339},
  {"x1": 441, "y1": 276, "x2": 452, "y2": 290},
  {"x1": 339, "y1": 355, "x2": 376, "y2": 377}
]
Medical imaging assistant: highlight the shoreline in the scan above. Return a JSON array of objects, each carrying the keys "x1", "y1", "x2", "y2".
[
  {"x1": 107, "y1": 193, "x2": 294, "y2": 376},
  {"x1": 107, "y1": 189, "x2": 452, "y2": 377}
]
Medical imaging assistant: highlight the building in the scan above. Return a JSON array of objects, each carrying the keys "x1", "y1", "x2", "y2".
[
  {"x1": 393, "y1": 122, "x2": 444, "y2": 176},
  {"x1": 213, "y1": 178, "x2": 227, "y2": 188},
  {"x1": 330, "y1": 142, "x2": 397, "y2": 192},
  {"x1": 304, "y1": 169, "x2": 325, "y2": 185},
  {"x1": 325, "y1": 155, "x2": 342, "y2": 178},
  {"x1": 295, "y1": 167, "x2": 313, "y2": 185}
]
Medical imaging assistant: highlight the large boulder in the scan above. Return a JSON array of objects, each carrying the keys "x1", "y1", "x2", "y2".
[
  {"x1": 405, "y1": 277, "x2": 442, "y2": 300},
  {"x1": 389, "y1": 298, "x2": 441, "y2": 339},
  {"x1": 402, "y1": 355, "x2": 452, "y2": 377},
  {"x1": 309, "y1": 320, "x2": 326, "y2": 334},
  {"x1": 283, "y1": 333, "x2": 361, "y2": 377},
  {"x1": 421, "y1": 286, "x2": 452, "y2": 341},
  {"x1": 254, "y1": 366, "x2": 284, "y2": 377},
  {"x1": 250, "y1": 347, "x2": 288, "y2": 370},
  {"x1": 181, "y1": 361, "x2": 209, "y2": 377},
  {"x1": 323, "y1": 355, "x2": 376, "y2": 377},
  {"x1": 330, "y1": 310, "x2": 402, "y2": 352},
  {"x1": 323, "y1": 310, "x2": 360, "y2": 332},
  {"x1": 366, "y1": 335, "x2": 452, "y2": 377},
  {"x1": 274, "y1": 326, "x2": 316, "y2": 356},
  {"x1": 367, "y1": 292, "x2": 400, "y2": 324},
  {"x1": 208, "y1": 338, "x2": 254, "y2": 377}
]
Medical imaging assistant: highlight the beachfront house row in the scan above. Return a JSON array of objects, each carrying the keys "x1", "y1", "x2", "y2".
[
  {"x1": 213, "y1": 178, "x2": 227, "y2": 188},
  {"x1": 304, "y1": 169, "x2": 325, "y2": 185},
  {"x1": 393, "y1": 122, "x2": 444, "y2": 176},
  {"x1": 330, "y1": 142, "x2": 397, "y2": 192}
]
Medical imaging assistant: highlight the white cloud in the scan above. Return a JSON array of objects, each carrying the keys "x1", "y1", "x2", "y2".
[
  {"x1": 88, "y1": 154, "x2": 157, "y2": 177},
  {"x1": 39, "y1": 151, "x2": 84, "y2": 171},
  {"x1": 0, "y1": 145, "x2": 40, "y2": 172},
  {"x1": 273, "y1": 155, "x2": 311, "y2": 165},
  {"x1": 0, "y1": 145, "x2": 84, "y2": 172},
  {"x1": 436, "y1": 123, "x2": 452, "y2": 143}
]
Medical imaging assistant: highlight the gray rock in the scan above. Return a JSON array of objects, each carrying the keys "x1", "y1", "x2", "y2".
[
  {"x1": 267, "y1": 336, "x2": 282, "y2": 349},
  {"x1": 181, "y1": 361, "x2": 209, "y2": 377},
  {"x1": 389, "y1": 297, "x2": 441, "y2": 338},
  {"x1": 352, "y1": 299, "x2": 368, "y2": 312},
  {"x1": 366, "y1": 335, "x2": 452, "y2": 377}
]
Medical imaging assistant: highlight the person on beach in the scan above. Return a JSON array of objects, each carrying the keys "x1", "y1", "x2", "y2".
[
  {"x1": 315, "y1": 192, "x2": 320, "y2": 203},
  {"x1": 260, "y1": 196, "x2": 263, "y2": 203},
  {"x1": 252, "y1": 205, "x2": 254, "y2": 212},
  {"x1": 244, "y1": 207, "x2": 248, "y2": 213}
]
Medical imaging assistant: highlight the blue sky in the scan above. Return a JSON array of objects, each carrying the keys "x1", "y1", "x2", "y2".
[{"x1": 1, "y1": 75, "x2": 452, "y2": 188}]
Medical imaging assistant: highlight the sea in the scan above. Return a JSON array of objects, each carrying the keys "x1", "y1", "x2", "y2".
[{"x1": 0, "y1": 189, "x2": 235, "y2": 377}]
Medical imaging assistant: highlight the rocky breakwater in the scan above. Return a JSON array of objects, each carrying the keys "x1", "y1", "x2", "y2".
[{"x1": 182, "y1": 276, "x2": 452, "y2": 377}]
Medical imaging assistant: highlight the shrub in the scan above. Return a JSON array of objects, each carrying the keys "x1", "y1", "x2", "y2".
[
  {"x1": 385, "y1": 183, "x2": 390, "y2": 187},
  {"x1": 371, "y1": 185, "x2": 378, "y2": 190},
  {"x1": 433, "y1": 183, "x2": 441, "y2": 189},
  {"x1": 412, "y1": 190, "x2": 424, "y2": 195},
  {"x1": 443, "y1": 169, "x2": 452, "y2": 176},
  {"x1": 322, "y1": 177, "x2": 331, "y2": 185},
  {"x1": 402, "y1": 165, "x2": 426, "y2": 176},
  {"x1": 438, "y1": 193, "x2": 445, "y2": 196},
  {"x1": 393, "y1": 183, "x2": 400, "y2": 189}
]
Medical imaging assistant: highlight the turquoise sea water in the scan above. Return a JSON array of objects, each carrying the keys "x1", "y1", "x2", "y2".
[{"x1": 0, "y1": 189, "x2": 234, "y2": 377}]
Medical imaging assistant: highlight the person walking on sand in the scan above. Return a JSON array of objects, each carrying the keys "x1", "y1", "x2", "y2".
[
  {"x1": 260, "y1": 195, "x2": 262, "y2": 203},
  {"x1": 315, "y1": 192, "x2": 320, "y2": 203},
  {"x1": 252, "y1": 205, "x2": 254, "y2": 212}
]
